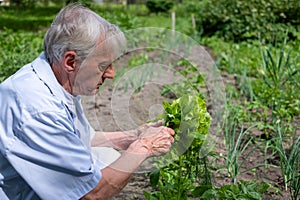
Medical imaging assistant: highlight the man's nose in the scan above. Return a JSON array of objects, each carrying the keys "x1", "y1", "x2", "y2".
[{"x1": 103, "y1": 65, "x2": 115, "y2": 79}]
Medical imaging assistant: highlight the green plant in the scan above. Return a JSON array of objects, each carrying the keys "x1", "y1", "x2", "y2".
[
  {"x1": 0, "y1": 29, "x2": 44, "y2": 82},
  {"x1": 161, "y1": 59, "x2": 205, "y2": 97},
  {"x1": 100, "y1": 12, "x2": 140, "y2": 30},
  {"x1": 145, "y1": 94, "x2": 212, "y2": 199},
  {"x1": 254, "y1": 39, "x2": 300, "y2": 122},
  {"x1": 260, "y1": 39, "x2": 299, "y2": 94},
  {"x1": 219, "y1": 103, "x2": 281, "y2": 185},
  {"x1": 204, "y1": 37, "x2": 262, "y2": 77},
  {"x1": 237, "y1": 66, "x2": 255, "y2": 101},
  {"x1": 201, "y1": 179, "x2": 276, "y2": 200},
  {"x1": 0, "y1": 6, "x2": 57, "y2": 31},
  {"x1": 220, "y1": 105, "x2": 256, "y2": 184},
  {"x1": 272, "y1": 124, "x2": 300, "y2": 200},
  {"x1": 161, "y1": 94, "x2": 210, "y2": 138}
]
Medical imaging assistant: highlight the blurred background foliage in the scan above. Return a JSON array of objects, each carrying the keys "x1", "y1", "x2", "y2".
[
  {"x1": 1, "y1": 0, "x2": 299, "y2": 79},
  {"x1": 196, "y1": 0, "x2": 300, "y2": 42},
  {"x1": 1, "y1": 0, "x2": 300, "y2": 41}
]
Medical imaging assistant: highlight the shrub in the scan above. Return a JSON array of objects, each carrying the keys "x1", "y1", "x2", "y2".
[
  {"x1": 145, "y1": 0, "x2": 173, "y2": 13},
  {"x1": 197, "y1": 0, "x2": 300, "y2": 41},
  {"x1": 174, "y1": 0, "x2": 203, "y2": 16}
]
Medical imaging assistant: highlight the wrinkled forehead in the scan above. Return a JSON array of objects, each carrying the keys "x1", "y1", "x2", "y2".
[{"x1": 82, "y1": 32, "x2": 126, "y2": 69}]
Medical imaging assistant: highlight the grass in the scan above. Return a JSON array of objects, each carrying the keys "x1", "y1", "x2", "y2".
[{"x1": 0, "y1": 6, "x2": 59, "y2": 31}]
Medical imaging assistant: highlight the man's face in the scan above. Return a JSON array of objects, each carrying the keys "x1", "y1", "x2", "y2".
[{"x1": 72, "y1": 48, "x2": 115, "y2": 96}]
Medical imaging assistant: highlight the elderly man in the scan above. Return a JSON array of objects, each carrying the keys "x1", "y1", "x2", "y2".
[{"x1": 0, "y1": 3, "x2": 174, "y2": 200}]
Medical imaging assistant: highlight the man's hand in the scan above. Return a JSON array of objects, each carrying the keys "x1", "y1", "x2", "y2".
[
  {"x1": 136, "y1": 120, "x2": 162, "y2": 135},
  {"x1": 131, "y1": 124, "x2": 175, "y2": 157},
  {"x1": 83, "y1": 123, "x2": 174, "y2": 200}
]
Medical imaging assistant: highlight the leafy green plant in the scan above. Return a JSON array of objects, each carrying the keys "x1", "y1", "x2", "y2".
[
  {"x1": 145, "y1": 94, "x2": 212, "y2": 199},
  {"x1": 201, "y1": 179, "x2": 276, "y2": 200},
  {"x1": 161, "y1": 94, "x2": 211, "y2": 138}
]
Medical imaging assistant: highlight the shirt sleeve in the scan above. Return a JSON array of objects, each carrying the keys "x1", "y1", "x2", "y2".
[{"x1": 5, "y1": 110, "x2": 102, "y2": 200}]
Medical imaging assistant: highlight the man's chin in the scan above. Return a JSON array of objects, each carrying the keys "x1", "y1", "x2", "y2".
[
  {"x1": 85, "y1": 89, "x2": 98, "y2": 96},
  {"x1": 73, "y1": 88, "x2": 99, "y2": 96}
]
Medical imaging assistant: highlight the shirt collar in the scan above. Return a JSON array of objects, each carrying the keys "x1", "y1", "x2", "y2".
[{"x1": 31, "y1": 52, "x2": 77, "y2": 112}]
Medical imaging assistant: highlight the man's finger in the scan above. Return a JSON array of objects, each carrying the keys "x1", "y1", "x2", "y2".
[{"x1": 148, "y1": 120, "x2": 162, "y2": 127}]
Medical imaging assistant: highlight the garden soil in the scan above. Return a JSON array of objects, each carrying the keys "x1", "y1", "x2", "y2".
[{"x1": 82, "y1": 48, "x2": 295, "y2": 200}]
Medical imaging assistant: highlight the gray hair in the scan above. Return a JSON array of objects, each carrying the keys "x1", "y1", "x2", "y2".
[{"x1": 43, "y1": 3, "x2": 125, "y2": 65}]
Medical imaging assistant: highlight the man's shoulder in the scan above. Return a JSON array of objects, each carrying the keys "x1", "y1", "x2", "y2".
[
  {"x1": 0, "y1": 64, "x2": 32, "y2": 95},
  {"x1": 1, "y1": 63, "x2": 63, "y2": 114},
  {"x1": 3, "y1": 64, "x2": 48, "y2": 96}
]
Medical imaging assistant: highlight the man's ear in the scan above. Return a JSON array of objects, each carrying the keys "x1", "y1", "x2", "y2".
[{"x1": 63, "y1": 51, "x2": 77, "y2": 73}]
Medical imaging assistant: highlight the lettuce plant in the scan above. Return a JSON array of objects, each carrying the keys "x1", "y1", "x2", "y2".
[
  {"x1": 161, "y1": 94, "x2": 211, "y2": 143},
  {"x1": 145, "y1": 94, "x2": 212, "y2": 199}
]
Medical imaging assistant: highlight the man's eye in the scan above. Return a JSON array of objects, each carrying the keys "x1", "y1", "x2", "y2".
[{"x1": 98, "y1": 65, "x2": 107, "y2": 71}]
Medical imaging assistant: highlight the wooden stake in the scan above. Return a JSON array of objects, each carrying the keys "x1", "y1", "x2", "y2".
[
  {"x1": 172, "y1": 12, "x2": 175, "y2": 37},
  {"x1": 191, "y1": 14, "x2": 196, "y2": 33}
]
